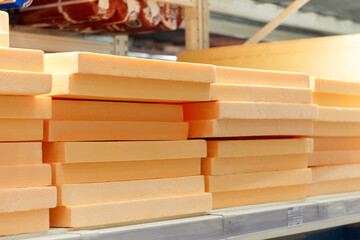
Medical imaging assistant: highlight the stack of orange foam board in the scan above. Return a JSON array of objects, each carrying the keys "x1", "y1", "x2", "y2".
[
  {"x1": 0, "y1": 22, "x2": 56, "y2": 236},
  {"x1": 183, "y1": 66, "x2": 317, "y2": 209},
  {"x1": 308, "y1": 78, "x2": 360, "y2": 196},
  {"x1": 0, "y1": 11, "x2": 9, "y2": 48},
  {"x1": 43, "y1": 52, "x2": 213, "y2": 228}
]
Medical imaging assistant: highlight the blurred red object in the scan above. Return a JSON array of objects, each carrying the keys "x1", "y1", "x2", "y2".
[{"x1": 19, "y1": 0, "x2": 183, "y2": 33}]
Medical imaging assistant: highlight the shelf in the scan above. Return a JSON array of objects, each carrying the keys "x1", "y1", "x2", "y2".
[{"x1": 3, "y1": 192, "x2": 360, "y2": 240}]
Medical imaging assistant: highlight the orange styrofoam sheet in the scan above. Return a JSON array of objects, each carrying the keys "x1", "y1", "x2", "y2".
[
  {"x1": 313, "y1": 93, "x2": 360, "y2": 108},
  {"x1": 44, "y1": 140, "x2": 206, "y2": 164},
  {"x1": 307, "y1": 178, "x2": 360, "y2": 196},
  {"x1": 212, "y1": 185, "x2": 306, "y2": 209},
  {"x1": 313, "y1": 137, "x2": 360, "y2": 151},
  {"x1": 57, "y1": 176, "x2": 205, "y2": 206},
  {"x1": 313, "y1": 78, "x2": 360, "y2": 95},
  {"x1": 311, "y1": 164, "x2": 360, "y2": 183},
  {"x1": 214, "y1": 66, "x2": 310, "y2": 88},
  {"x1": 50, "y1": 193, "x2": 212, "y2": 228},
  {"x1": 318, "y1": 106, "x2": 360, "y2": 122},
  {"x1": 205, "y1": 168, "x2": 311, "y2": 192},
  {"x1": 309, "y1": 150, "x2": 360, "y2": 167},
  {"x1": 0, "y1": 96, "x2": 51, "y2": 119},
  {"x1": 0, "y1": 11, "x2": 8, "y2": 33},
  {"x1": 177, "y1": 34, "x2": 360, "y2": 83},
  {"x1": 0, "y1": 32, "x2": 8, "y2": 48},
  {"x1": 52, "y1": 158, "x2": 201, "y2": 184},
  {"x1": 313, "y1": 122, "x2": 360, "y2": 137},
  {"x1": 211, "y1": 83, "x2": 312, "y2": 103},
  {"x1": 183, "y1": 102, "x2": 318, "y2": 121},
  {"x1": 44, "y1": 121, "x2": 189, "y2": 142},
  {"x1": 0, "y1": 120, "x2": 43, "y2": 141},
  {"x1": 0, "y1": 209, "x2": 49, "y2": 236},
  {"x1": 0, "y1": 164, "x2": 51, "y2": 189},
  {"x1": 52, "y1": 99, "x2": 183, "y2": 122},
  {"x1": 207, "y1": 138, "x2": 313, "y2": 158},
  {"x1": 49, "y1": 73, "x2": 210, "y2": 102},
  {"x1": 0, "y1": 187, "x2": 56, "y2": 213},
  {"x1": 0, "y1": 70, "x2": 51, "y2": 95},
  {"x1": 0, "y1": 142, "x2": 42, "y2": 166},
  {"x1": 0, "y1": 48, "x2": 44, "y2": 72},
  {"x1": 45, "y1": 52, "x2": 215, "y2": 83},
  {"x1": 202, "y1": 154, "x2": 308, "y2": 176},
  {"x1": 189, "y1": 119, "x2": 313, "y2": 138}
]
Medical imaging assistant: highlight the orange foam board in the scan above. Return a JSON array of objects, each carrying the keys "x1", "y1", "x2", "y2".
[
  {"x1": 0, "y1": 142, "x2": 42, "y2": 166},
  {"x1": 52, "y1": 99, "x2": 183, "y2": 122},
  {"x1": 0, "y1": 209, "x2": 49, "y2": 236},
  {"x1": 183, "y1": 102, "x2": 318, "y2": 121},
  {"x1": 214, "y1": 66, "x2": 310, "y2": 88},
  {"x1": 313, "y1": 137, "x2": 360, "y2": 151},
  {"x1": 0, "y1": 164, "x2": 51, "y2": 189},
  {"x1": 177, "y1": 34, "x2": 360, "y2": 83},
  {"x1": 309, "y1": 150, "x2": 360, "y2": 167},
  {"x1": 189, "y1": 119, "x2": 313, "y2": 138},
  {"x1": 52, "y1": 158, "x2": 201, "y2": 184},
  {"x1": 313, "y1": 78, "x2": 360, "y2": 95},
  {"x1": 202, "y1": 154, "x2": 308, "y2": 175},
  {"x1": 212, "y1": 185, "x2": 306, "y2": 209},
  {"x1": 0, "y1": 187, "x2": 56, "y2": 213},
  {"x1": 57, "y1": 176, "x2": 205, "y2": 206},
  {"x1": 318, "y1": 106, "x2": 360, "y2": 122},
  {"x1": 49, "y1": 73, "x2": 210, "y2": 102},
  {"x1": 312, "y1": 164, "x2": 360, "y2": 183},
  {"x1": 0, "y1": 32, "x2": 8, "y2": 48},
  {"x1": 0, "y1": 48, "x2": 44, "y2": 72},
  {"x1": 307, "y1": 178, "x2": 360, "y2": 196},
  {"x1": 0, "y1": 70, "x2": 51, "y2": 95},
  {"x1": 211, "y1": 83, "x2": 312, "y2": 103},
  {"x1": 205, "y1": 168, "x2": 311, "y2": 192},
  {"x1": 45, "y1": 52, "x2": 215, "y2": 83},
  {"x1": 314, "y1": 122, "x2": 360, "y2": 137},
  {"x1": 0, "y1": 11, "x2": 9, "y2": 33},
  {"x1": 0, "y1": 119, "x2": 43, "y2": 141},
  {"x1": 207, "y1": 138, "x2": 313, "y2": 158},
  {"x1": 313, "y1": 93, "x2": 360, "y2": 108},
  {"x1": 44, "y1": 120, "x2": 189, "y2": 142},
  {"x1": 44, "y1": 140, "x2": 206, "y2": 164},
  {"x1": 50, "y1": 193, "x2": 212, "y2": 228},
  {"x1": 0, "y1": 96, "x2": 51, "y2": 119}
]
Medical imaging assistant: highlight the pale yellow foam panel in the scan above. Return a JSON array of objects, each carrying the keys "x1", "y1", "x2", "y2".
[
  {"x1": 183, "y1": 102, "x2": 318, "y2": 121},
  {"x1": 214, "y1": 66, "x2": 310, "y2": 88},
  {"x1": 314, "y1": 122, "x2": 360, "y2": 137},
  {"x1": 44, "y1": 140, "x2": 206, "y2": 163},
  {"x1": 211, "y1": 84, "x2": 312, "y2": 103},
  {"x1": 57, "y1": 176, "x2": 205, "y2": 206},
  {"x1": 0, "y1": 11, "x2": 9, "y2": 33},
  {"x1": 318, "y1": 107, "x2": 360, "y2": 122},
  {"x1": 0, "y1": 32, "x2": 8, "y2": 48},
  {"x1": 189, "y1": 119, "x2": 313, "y2": 138},
  {"x1": 0, "y1": 70, "x2": 51, "y2": 95},
  {"x1": 51, "y1": 194, "x2": 212, "y2": 228},
  {"x1": 45, "y1": 52, "x2": 215, "y2": 83},
  {"x1": 178, "y1": 34, "x2": 360, "y2": 83},
  {"x1": 0, "y1": 48, "x2": 44, "y2": 72},
  {"x1": 49, "y1": 73, "x2": 210, "y2": 102}
]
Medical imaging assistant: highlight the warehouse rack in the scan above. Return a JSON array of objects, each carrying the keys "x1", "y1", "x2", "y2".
[{"x1": 2, "y1": 191, "x2": 360, "y2": 240}]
